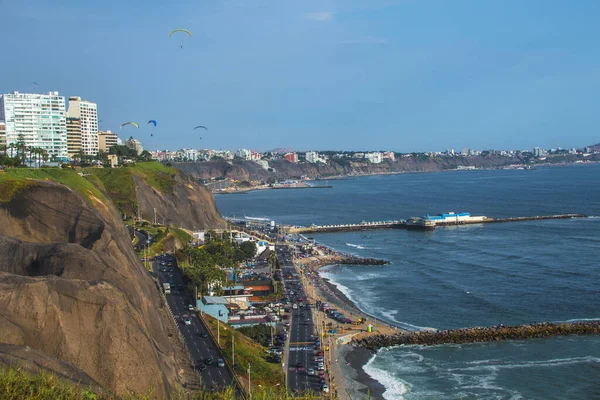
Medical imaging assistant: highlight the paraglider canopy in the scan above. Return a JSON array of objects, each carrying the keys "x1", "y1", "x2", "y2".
[
  {"x1": 169, "y1": 29, "x2": 192, "y2": 37},
  {"x1": 194, "y1": 125, "x2": 208, "y2": 130},
  {"x1": 120, "y1": 122, "x2": 139, "y2": 129},
  {"x1": 147, "y1": 120, "x2": 157, "y2": 127}
]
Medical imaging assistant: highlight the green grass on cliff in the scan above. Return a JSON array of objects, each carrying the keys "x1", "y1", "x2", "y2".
[
  {"x1": 0, "y1": 168, "x2": 108, "y2": 206},
  {"x1": 86, "y1": 162, "x2": 179, "y2": 214},
  {"x1": 0, "y1": 367, "x2": 323, "y2": 399},
  {"x1": 141, "y1": 227, "x2": 192, "y2": 257},
  {"x1": 203, "y1": 315, "x2": 287, "y2": 394}
]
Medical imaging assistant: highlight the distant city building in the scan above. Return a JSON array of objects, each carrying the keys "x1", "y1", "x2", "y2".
[
  {"x1": 124, "y1": 136, "x2": 143, "y2": 155},
  {"x1": 98, "y1": 130, "x2": 119, "y2": 152},
  {"x1": 305, "y1": 151, "x2": 319, "y2": 163},
  {"x1": 236, "y1": 148, "x2": 252, "y2": 160},
  {"x1": 255, "y1": 159, "x2": 270, "y2": 170},
  {"x1": 250, "y1": 151, "x2": 262, "y2": 161},
  {"x1": 66, "y1": 96, "x2": 98, "y2": 156},
  {"x1": 533, "y1": 147, "x2": 545, "y2": 157},
  {"x1": 382, "y1": 151, "x2": 396, "y2": 162},
  {"x1": 182, "y1": 148, "x2": 198, "y2": 161},
  {"x1": 0, "y1": 91, "x2": 68, "y2": 159},
  {"x1": 284, "y1": 152, "x2": 298, "y2": 163},
  {"x1": 66, "y1": 117, "x2": 82, "y2": 157},
  {"x1": 446, "y1": 148, "x2": 455, "y2": 155},
  {"x1": 0, "y1": 122, "x2": 6, "y2": 148},
  {"x1": 365, "y1": 152, "x2": 383, "y2": 164}
]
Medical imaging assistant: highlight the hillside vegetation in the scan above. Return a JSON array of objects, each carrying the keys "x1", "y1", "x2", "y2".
[
  {"x1": 86, "y1": 162, "x2": 178, "y2": 214},
  {"x1": 0, "y1": 367, "x2": 322, "y2": 400},
  {"x1": 0, "y1": 168, "x2": 108, "y2": 206}
]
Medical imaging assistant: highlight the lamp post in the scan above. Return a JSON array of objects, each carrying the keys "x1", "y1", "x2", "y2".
[{"x1": 248, "y1": 363, "x2": 251, "y2": 399}]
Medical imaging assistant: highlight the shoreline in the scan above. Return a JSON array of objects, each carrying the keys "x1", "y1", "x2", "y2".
[
  {"x1": 212, "y1": 161, "x2": 600, "y2": 195},
  {"x1": 295, "y1": 255, "x2": 403, "y2": 399}
]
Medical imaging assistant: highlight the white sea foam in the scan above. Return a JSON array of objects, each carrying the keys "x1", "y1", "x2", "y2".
[
  {"x1": 450, "y1": 356, "x2": 600, "y2": 372},
  {"x1": 345, "y1": 242, "x2": 366, "y2": 249},
  {"x1": 362, "y1": 351, "x2": 409, "y2": 400},
  {"x1": 560, "y1": 317, "x2": 600, "y2": 323}
]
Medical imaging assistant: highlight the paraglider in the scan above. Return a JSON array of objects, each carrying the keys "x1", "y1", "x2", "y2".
[
  {"x1": 170, "y1": 29, "x2": 192, "y2": 49},
  {"x1": 169, "y1": 29, "x2": 192, "y2": 37},
  {"x1": 120, "y1": 122, "x2": 139, "y2": 129},
  {"x1": 194, "y1": 126, "x2": 208, "y2": 130},
  {"x1": 147, "y1": 120, "x2": 157, "y2": 127}
]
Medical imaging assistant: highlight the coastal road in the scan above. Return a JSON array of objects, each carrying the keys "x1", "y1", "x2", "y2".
[
  {"x1": 156, "y1": 255, "x2": 235, "y2": 390},
  {"x1": 277, "y1": 246, "x2": 322, "y2": 394}
]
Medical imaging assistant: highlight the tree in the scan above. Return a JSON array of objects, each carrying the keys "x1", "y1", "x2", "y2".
[
  {"x1": 240, "y1": 241, "x2": 257, "y2": 260},
  {"x1": 96, "y1": 150, "x2": 109, "y2": 166},
  {"x1": 138, "y1": 150, "x2": 153, "y2": 162}
]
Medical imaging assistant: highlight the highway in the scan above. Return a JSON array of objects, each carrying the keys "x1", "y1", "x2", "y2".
[
  {"x1": 154, "y1": 255, "x2": 235, "y2": 390},
  {"x1": 276, "y1": 245, "x2": 322, "y2": 394}
]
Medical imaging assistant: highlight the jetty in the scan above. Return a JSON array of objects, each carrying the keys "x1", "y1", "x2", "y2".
[
  {"x1": 289, "y1": 214, "x2": 587, "y2": 234},
  {"x1": 352, "y1": 321, "x2": 600, "y2": 350}
]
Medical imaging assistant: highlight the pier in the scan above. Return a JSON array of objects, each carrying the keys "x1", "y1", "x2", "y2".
[
  {"x1": 289, "y1": 214, "x2": 587, "y2": 234},
  {"x1": 353, "y1": 320, "x2": 600, "y2": 350}
]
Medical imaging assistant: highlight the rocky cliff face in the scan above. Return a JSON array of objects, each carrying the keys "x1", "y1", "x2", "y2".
[
  {"x1": 0, "y1": 180, "x2": 182, "y2": 397},
  {"x1": 173, "y1": 155, "x2": 539, "y2": 182},
  {"x1": 135, "y1": 172, "x2": 224, "y2": 230}
]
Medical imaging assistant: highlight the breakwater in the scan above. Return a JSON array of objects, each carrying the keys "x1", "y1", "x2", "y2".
[{"x1": 352, "y1": 321, "x2": 600, "y2": 350}]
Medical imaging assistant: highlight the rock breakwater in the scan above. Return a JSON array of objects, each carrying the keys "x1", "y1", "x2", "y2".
[{"x1": 353, "y1": 321, "x2": 600, "y2": 350}]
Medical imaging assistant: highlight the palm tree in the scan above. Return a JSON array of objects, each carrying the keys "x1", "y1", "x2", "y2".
[{"x1": 40, "y1": 149, "x2": 49, "y2": 168}]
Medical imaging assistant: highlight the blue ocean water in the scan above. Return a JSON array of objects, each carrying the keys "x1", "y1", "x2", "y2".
[{"x1": 216, "y1": 164, "x2": 600, "y2": 399}]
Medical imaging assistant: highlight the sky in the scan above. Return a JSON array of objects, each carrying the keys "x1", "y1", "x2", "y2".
[{"x1": 1, "y1": 0, "x2": 599, "y2": 152}]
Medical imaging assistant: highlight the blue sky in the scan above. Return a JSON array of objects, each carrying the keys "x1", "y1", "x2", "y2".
[{"x1": 2, "y1": 0, "x2": 599, "y2": 152}]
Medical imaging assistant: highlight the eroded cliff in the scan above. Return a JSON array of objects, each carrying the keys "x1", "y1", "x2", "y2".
[{"x1": 0, "y1": 177, "x2": 184, "y2": 397}]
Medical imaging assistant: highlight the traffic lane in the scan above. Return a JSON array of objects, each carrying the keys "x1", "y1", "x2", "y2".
[
  {"x1": 157, "y1": 269, "x2": 233, "y2": 387},
  {"x1": 171, "y1": 291, "x2": 233, "y2": 386}
]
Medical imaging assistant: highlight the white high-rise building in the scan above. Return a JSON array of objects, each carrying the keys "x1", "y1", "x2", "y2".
[
  {"x1": 236, "y1": 148, "x2": 252, "y2": 160},
  {"x1": 0, "y1": 91, "x2": 67, "y2": 159},
  {"x1": 67, "y1": 96, "x2": 98, "y2": 156}
]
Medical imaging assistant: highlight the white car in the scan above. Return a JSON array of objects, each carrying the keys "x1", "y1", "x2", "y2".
[
  {"x1": 307, "y1": 368, "x2": 315, "y2": 376},
  {"x1": 188, "y1": 304, "x2": 194, "y2": 311},
  {"x1": 184, "y1": 318, "x2": 192, "y2": 325},
  {"x1": 321, "y1": 384, "x2": 329, "y2": 393}
]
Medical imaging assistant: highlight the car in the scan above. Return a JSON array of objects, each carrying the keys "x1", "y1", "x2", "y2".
[
  {"x1": 195, "y1": 362, "x2": 206, "y2": 372},
  {"x1": 307, "y1": 368, "x2": 315, "y2": 376},
  {"x1": 321, "y1": 384, "x2": 329, "y2": 393},
  {"x1": 217, "y1": 358, "x2": 225, "y2": 367},
  {"x1": 183, "y1": 318, "x2": 192, "y2": 325},
  {"x1": 317, "y1": 351, "x2": 324, "y2": 356},
  {"x1": 199, "y1": 331, "x2": 208, "y2": 338},
  {"x1": 204, "y1": 357, "x2": 213, "y2": 365},
  {"x1": 318, "y1": 363, "x2": 325, "y2": 371},
  {"x1": 188, "y1": 304, "x2": 194, "y2": 311},
  {"x1": 284, "y1": 322, "x2": 290, "y2": 327}
]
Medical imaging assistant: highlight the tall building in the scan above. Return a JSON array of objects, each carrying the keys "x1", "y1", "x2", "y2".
[
  {"x1": 0, "y1": 122, "x2": 6, "y2": 148},
  {"x1": 99, "y1": 130, "x2": 119, "y2": 152},
  {"x1": 284, "y1": 152, "x2": 298, "y2": 163},
  {"x1": 125, "y1": 136, "x2": 143, "y2": 155},
  {"x1": 66, "y1": 96, "x2": 98, "y2": 156},
  {"x1": 66, "y1": 117, "x2": 82, "y2": 157},
  {"x1": 0, "y1": 91, "x2": 67, "y2": 159},
  {"x1": 236, "y1": 148, "x2": 252, "y2": 160}
]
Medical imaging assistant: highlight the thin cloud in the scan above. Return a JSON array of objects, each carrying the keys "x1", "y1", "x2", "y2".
[{"x1": 304, "y1": 11, "x2": 335, "y2": 22}]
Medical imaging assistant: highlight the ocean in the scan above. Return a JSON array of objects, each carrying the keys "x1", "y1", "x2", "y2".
[{"x1": 215, "y1": 164, "x2": 600, "y2": 399}]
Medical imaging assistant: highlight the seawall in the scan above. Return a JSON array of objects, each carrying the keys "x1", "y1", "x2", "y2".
[{"x1": 352, "y1": 321, "x2": 600, "y2": 350}]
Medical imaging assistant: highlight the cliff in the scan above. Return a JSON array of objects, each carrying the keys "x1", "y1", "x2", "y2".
[
  {"x1": 0, "y1": 170, "x2": 186, "y2": 397},
  {"x1": 88, "y1": 162, "x2": 224, "y2": 230},
  {"x1": 175, "y1": 153, "x2": 600, "y2": 182}
]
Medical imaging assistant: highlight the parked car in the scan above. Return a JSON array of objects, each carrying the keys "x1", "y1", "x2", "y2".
[{"x1": 322, "y1": 384, "x2": 330, "y2": 393}]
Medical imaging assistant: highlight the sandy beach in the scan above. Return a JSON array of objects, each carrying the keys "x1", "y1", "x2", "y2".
[{"x1": 294, "y1": 254, "x2": 402, "y2": 399}]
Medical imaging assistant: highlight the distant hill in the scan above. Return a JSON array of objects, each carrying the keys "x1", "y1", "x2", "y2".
[{"x1": 587, "y1": 143, "x2": 600, "y2": 152}]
